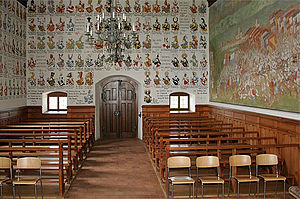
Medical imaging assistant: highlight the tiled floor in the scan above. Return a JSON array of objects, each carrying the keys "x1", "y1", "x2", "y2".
[{"x1": 64, "y1": 138, "x2": 165, "y2": 199}]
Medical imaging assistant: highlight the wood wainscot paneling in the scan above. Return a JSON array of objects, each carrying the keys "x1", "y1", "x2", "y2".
[
  {"x1": 27, "y1": 106, "x2": 95, "y2": 120},
  {"x1": 0, "y1": 107, "x2": 27, "y2": 127},
  {"x1": 142, "y1": 105, "x2": 170, "y2": 118},
  {"x1": 196, "y1": 104, "x2": 300, "y2": 185}
]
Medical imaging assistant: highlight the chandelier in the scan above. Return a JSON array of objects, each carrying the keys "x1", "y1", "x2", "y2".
[{"x1": 85, "y1": 0, "x2": 137, "y2": 63}]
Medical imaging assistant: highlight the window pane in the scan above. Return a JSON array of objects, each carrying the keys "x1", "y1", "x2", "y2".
[
  {"x1": 49, "y1": 97, "x2": 58, "y2": 109},
  {"x1": 59, "y1": 97, "x2": 67, "y2": 110},
  {"x1": 180, "y1": 96, "x2": 189, "y2": 109},
  {"x1": 170, "y1": 96, "x2": 179, "y2": 108}
]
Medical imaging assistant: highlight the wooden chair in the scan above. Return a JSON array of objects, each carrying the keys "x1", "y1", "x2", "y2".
[
  {"x1": 167, "y1": 156, "x2": 195, "y2": 199},
  {"x1": 228, "y1": 155, "x2": 259, "y2": 199},
  {"x1": 13, "y1": 157, "x2": 43, "y2": 199},
  {"x1": 196, "y1": 156, "x2": 224, "y2": 199},
  {"x1": 0, "y1": 157, "x2": 12, "y2": 199},
  {"x1": 256, "y1": 154, "x2": 286, "y2": 199}
]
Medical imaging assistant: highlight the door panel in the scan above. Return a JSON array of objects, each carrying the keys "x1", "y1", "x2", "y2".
[{"x1": 101, "y1": 79, "x2": 136, "y2": 138}]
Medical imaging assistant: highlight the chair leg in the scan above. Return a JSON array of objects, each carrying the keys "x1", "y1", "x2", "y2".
[
  {"x1": 201, "y1": 183, "x2": 204, "y2": 199},
  {"x1": 40, "y1": 180, "x2": 44, "y2": 199},
  {"x1": 195, "y1": 180, "x2": 198, "y2": 198},
  {"x1": 12, "y1": 184, "x2": 15, "y2": 199},
  {"x1": 227, "y1": 178, "x2": 231, "y2": 197},
  {"x1": 171, "y1": 184, "x2": 173, "y2": 199},
  {"x1": 248, "y1": 182, "x2": 251, "y2": 196},
  {"x1": 192, "y1": 183, "x2": 195, "y2": 199},
  {"x1": 166, "y1": 180, "x2": 169, "y2": 199},
  {"x1": 275, "y1": 181, "x2": 278, "y2": 197},
  {"x1": 217, "y1": 183, "x2": 219, "y2": 198},
  {"x1": 222, "y1": 183, "x2": 224, "y2": 199},
  {"x1": 1, "y1": 184, "x2": 3, "y2": 199},
  {"x1": 257, "y1": 181, "x2": 259, "y2": 199},
  {"x1": 34, "y1": 184, "x2": 37, "y2": 199},
  {"x1": 18, "y1": 185, "x2": 21, "y2": 199},
  {"x1": 237, "y1": 182, "x2": 240, "y2": 199},
  {"x1": 283, "y1": 180, "x2": 286, "y2": 199},
  {"x1": 264, "y1": 181, "x2": 266, "y2": 199},
  {"x1": 189, "y1": 184, "x2": 191, "y2": 199}
]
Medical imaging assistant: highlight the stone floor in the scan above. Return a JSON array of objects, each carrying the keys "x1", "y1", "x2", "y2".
[
  {"x1": 64, "y1": 138, "x2": 165, "y2": 199},
  {"x1": 64, "y1": 138, "x2": 293, "y2": 199}
]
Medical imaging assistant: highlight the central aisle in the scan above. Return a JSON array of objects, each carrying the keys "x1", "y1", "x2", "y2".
[{"x1": 64, "y1": 138, "x2": 165, "y2": 199}]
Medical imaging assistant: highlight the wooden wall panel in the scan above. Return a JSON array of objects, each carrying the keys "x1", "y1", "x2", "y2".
[
  {"x1": 27, "y1": 106, "x2": 95, "y2": 120},
  {"x1": 142, "y1": 105, "x2": 170, "y2": 117},
  {"x1": 0, "y1": 107, "x2": 27, "y2": 127},
  {"x1": 196, "y1": 104, "x2": 300, "y2": 185}
]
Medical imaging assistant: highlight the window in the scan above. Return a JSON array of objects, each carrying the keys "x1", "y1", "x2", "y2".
[
  {"x1": 169, "y1": 92, "x2": 190, "y2": 111},
  {"x1": 47, "y1": 92, "x2": 67, "y2": 112}
]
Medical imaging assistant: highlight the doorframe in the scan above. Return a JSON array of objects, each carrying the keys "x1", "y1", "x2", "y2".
[{"x1": 95, "y1": 75, "x2": 139, "y2": 140}]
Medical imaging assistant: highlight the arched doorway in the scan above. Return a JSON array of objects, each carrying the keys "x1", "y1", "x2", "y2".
[{"x1": 98, "y1": 76, "x2": 138, "y2": 139}]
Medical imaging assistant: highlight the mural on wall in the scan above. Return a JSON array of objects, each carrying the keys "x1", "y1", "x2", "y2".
[
  {"x1": 0, "y1": 0, "x2": 27, "y2": 105},
  {"x1": 209, "y1": 0, "x2": 300, "y2": 113},
  {"x1": 26, "y1": 0, "x2": 209, "y2": 106}
]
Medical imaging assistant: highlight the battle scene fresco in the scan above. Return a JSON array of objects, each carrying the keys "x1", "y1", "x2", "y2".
[{"x1": 209, "y1": 0, "x2": 299, "y2": 112}]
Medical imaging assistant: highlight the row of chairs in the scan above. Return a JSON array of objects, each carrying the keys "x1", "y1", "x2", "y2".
[
  {"x1": 0, "y1": 157, "x2": 43, "y2": 199},
  {"x1": 167, "y1": 154, "x2": 286, "y2": 199}
]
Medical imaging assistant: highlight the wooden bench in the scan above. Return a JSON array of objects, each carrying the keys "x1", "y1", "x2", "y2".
[
  {"x1": 142, "y1": 116, "x2": 211, "y2": 140},
  {"x1": 8, "y1": 119, "x2": 94, "y2": 149},
  {"x1": 146, "y1": 121, "x2": 235, "y2": 148},
  {"x1": 21, "y1": 117, "x2": 95, "y2": 147},
  {"x1": 149, "y1": 127, "x2": 250, "y2": 161},
  {"x1": 0, "y1": 129, "x2": 84, "y2": 171},
  {"x1": 0, "y1": 144, "x2": 66, "y2": 196},
  {"x1": 162, "y1": 143, "x2": 300, "y2": 182}
]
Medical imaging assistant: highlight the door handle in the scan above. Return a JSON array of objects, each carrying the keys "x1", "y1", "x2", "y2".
[{"x1": 114, "y1": 110, "x2": 120, "y2": 116}]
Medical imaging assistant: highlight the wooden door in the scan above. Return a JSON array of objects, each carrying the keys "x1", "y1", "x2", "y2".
[{"x1": 101, "y1": 80, "x2": 137, "y2": 138}]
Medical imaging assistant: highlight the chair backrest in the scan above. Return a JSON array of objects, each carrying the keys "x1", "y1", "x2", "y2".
[
  {"x1": 256, "y1": 154, "x2": 278, "y2": 166},
  {"x1": 0, "y1": 157, "x2": 11, "y2": 169},
  {"x1": 229, "y1": 155, "x2": 251, "y2": 167},
  {"x1": 17, "y1": 157, "x2": 41, "y2": 169},
  {"x1": 167, "y1": 156, "x2": 191, "y2": 169},
  {"x1": 196, "y1": 156, "x2": 219, "y2": 168}
]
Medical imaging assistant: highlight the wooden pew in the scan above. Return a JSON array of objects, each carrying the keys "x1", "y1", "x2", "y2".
[
  {"x1": 0, "y1": 138, "x2": 73, "y2": 183},
  {"x1": 149, "y1": 127, "x2": 248, "y2": 161},
  {"x1": 0, "y1": 129, "x2": 83, "y2": 170},
  {"x1": 153, "y1": 130, "x2": 260, "y2": 178},
  {"x1": 8, "y1": 119, "x2": 94, "y2": 149},
  {"x1": 0, "y1": 144, "x2": 66, "y2": 196},
  {"x1": 21, "y1": 117, "x2": 95, "y2": 147},
  {"x1": 0, "y1": 117, "x2": 95, "y2": 196},
  {"x1": 162, "y1": 143, "x2": 300, "y2": 183},
  {"x1": 146, "y1": 121, "x2": 234, "y2": 148},
  {"x1": 142, "y1": 115, "x2": 211, "y2": 140},
  {"x1": 5, "y1": 124, "x2": 91, "y2": 154}
]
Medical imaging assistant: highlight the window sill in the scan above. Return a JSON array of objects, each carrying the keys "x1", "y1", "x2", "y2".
[
  {"x1": 170, "y1": 110, "x2": 193, "y2": 114},
  {"x1": 44, "y1": 111, "x2": 67, "y2": 114}
]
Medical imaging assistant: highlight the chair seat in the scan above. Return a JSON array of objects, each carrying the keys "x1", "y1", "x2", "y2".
[
  {"x1": 0, "y1": 177, "x2": 10, "y2": 184},
  {"x1": 259, "y1": 174, "x2": 286, "y2": 181},
  {"x1": 169, "y1": 176, "x2": 195, "y2": 184},
  {"x1": 234, "y1": 175, "x2": 259, "y2": 182},
  {"x1": 199, "y1": 176, "x2": 224, "y2": 184},
  {"x1": 13, "y1": 178, "x2": 40, "y2": 185}
]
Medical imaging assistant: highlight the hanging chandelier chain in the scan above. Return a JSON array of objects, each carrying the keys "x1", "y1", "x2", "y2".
[{"x1": 85, "y1": 0, "x2": 137, "y2": 63}]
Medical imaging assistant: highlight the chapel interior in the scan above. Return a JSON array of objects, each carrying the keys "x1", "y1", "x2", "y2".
[{"x1": 0, "y1": 0, "x2": 299, "y2": 198}]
